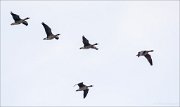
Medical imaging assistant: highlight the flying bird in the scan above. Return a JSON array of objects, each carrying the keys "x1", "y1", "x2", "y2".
[
  {"x1": 74, "y1": 82, "x2": 93, "y2": 99},
  {"x1": 136, "y1": 50, "x2": 154, "y2": 66},
  {"x1": 10, "y1": 11, "x2": 29, "y2": 26},
  {"x1": 42, "y1": 22, "x2": 60, "y2": 40},
  {"x1": 80, "y1": 36, "x2": 98, "y2": 50}
]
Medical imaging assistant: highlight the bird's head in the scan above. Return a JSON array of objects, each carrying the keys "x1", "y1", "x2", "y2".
[
  {"x1": 43, "y1": 38, "x2": 47, "y2": 40},
  {"x1": 88, "y1": 85, "x2": 93, "y2": 87},
  {"x1": 10, "y1": 23, "x2": 18, "y2": 25},
  {"x1": 73, "y1": 84, "x2": 77, "y2": 87},
  {"x1": 136, "y1": 54, "x2": 140, "y2": 57},
  {"x1": 136, "y1": 52, "x2": 140, "y2": 57},
  {"x1": 80, "y1": 47, "x2": 83, "y2": 49}
]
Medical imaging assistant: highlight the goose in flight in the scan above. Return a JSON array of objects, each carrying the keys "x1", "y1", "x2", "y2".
[
  {"x1": 42, "y1": 22, "x2": 60, "y2": 40},
  {"x1": 74, "y1": 82, "x2": 93, "y2": 99},
  {"x1": 80, "y1": 36, "x2": 98, "y2": 50},
  {"x1": 10, "y1": 12, "x2": 29, "y2": 26},
  {"x1": 136, "y1": 50, "x2": 154, "y2": 66}
]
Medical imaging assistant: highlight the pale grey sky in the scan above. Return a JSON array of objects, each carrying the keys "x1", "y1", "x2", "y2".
[{"x1": 1, "y1": 1, "x2": 179, "y2": 106}]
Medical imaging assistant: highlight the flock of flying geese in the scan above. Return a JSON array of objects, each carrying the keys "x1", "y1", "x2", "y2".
[{"x1": 10, "y1": 11, "x2": 154, "y2": 99}]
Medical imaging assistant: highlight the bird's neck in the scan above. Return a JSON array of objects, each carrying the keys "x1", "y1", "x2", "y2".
[
  {"x1": 55, "y1": 34, "x2": 60, "y2": 36},
  {"x1": 23, "y1": 17, "x2": 29, "y2": 21},
  {"x1": 87, "y1": 85, "x2": 93, "y2": 87}
]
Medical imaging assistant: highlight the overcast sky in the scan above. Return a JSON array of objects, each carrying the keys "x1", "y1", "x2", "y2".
[{"x1": 1, "y1": 1, "x2": 179, "y2": 106}]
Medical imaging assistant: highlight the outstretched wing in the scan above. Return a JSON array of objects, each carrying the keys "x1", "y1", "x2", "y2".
[
  {"x1": 82, "y1": 36, "x2": 90, "y2": 46},
  {"x1": 83, "y1": 89, "x2": 89, "y2": 98},
  {"x1": 11, "y1": 12, "x2": 21, "y2": 21},
  {"x1": 144, "y1": 54, "x2": 153, "y2": 65},
  {"x1": 77, "y1": 82, "x2": 85, "y2": 88},
  {"x1": 42, "y1": 22, "x2": 52, "y2": 37}
]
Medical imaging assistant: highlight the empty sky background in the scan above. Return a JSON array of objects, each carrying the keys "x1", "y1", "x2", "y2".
[{"x1": 1, "y1": 1, "x2": 179, "y2": 106}]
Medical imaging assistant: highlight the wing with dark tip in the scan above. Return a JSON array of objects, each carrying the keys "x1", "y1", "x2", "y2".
[
  {"x1": 83, "y1": 89, "x2": 89, "y2": 98},
  {"x1": 11, "y1": 12, "x2": 21, "y2": 21},
  {"x1": 82, "y1": 36, "x2": 90, "y2": 46},
  {"x1": 144, "y1": 54, "x2": 153, "y2": 65},
  {"x1": 42, "y1": 22, "x2": 52, "y2": 37},
  {"x1": 77, "y1": 82, "x2": 85, "y2": 88}
]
